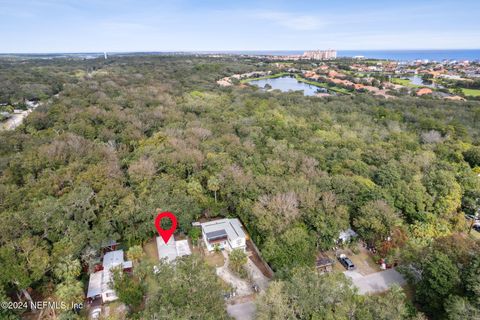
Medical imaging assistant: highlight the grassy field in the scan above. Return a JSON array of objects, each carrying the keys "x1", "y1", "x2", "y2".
[
  {"x1": 447, "y1": 88, "x2": 480, "y2": 97},
  {"x1": 461, "y1": 88, "x2": 480, "y2": 97},
  {"x1": 143, "y1": 238, "x2": 159, "y2": 262},
  {"x1": 391, "y1": 78, "x2": 421, "y2": 88},
  {"x1": 204, "y1": 251, "x2": 225, "y2": 267}
]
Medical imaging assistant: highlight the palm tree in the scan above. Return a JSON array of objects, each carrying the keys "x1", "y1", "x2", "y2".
[{"x1": 207, "y1": 176, "x2": 220, "y2": 203}]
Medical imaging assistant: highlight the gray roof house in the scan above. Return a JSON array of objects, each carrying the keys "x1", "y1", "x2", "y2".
[{"x1": 200, "y1": 218, "x2": 246, "y2": 252}]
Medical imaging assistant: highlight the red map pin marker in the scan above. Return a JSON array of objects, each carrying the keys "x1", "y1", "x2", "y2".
[{"x1": 154, "y1": 211, "x2": 178, "y2": 243}]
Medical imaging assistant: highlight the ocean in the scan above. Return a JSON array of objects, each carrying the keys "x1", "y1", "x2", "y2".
[
  {"x1": 338, "y1": 50, "x2": 480, "y2": 61},
  {"x1": 3, "y1": 50, "x2": 479, "y2": 62},
  {"x1": 207, "y1": 49, "x2": 480, "y2": 61}
]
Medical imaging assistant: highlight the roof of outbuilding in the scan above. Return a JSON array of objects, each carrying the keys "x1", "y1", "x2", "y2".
[{"x1": 103, "y1": 250, "x2": 125, "y2": 269}]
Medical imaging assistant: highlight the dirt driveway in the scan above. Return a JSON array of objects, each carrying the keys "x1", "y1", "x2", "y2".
[
  {"x1": 326, "y1": 245, "x2": 381, "y2": 275},
  {"x1": 216, "y1": 251, "x2": 253, "y2": 296},
  {"x1": 344, "y1": 268, "x2": 406, "y2": 294},
  {"x1": 227, "y1": 300, "x2": 256, "y2": 320},
  {"x1": 245, "y1": 258, "x2": 270, "y2": 292}
]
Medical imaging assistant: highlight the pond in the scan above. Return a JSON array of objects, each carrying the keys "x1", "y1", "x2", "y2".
[
  {"x1": 407, "y1": 75, "x2": 444, "y2": 89},
  {"x1": 249, "y1": 76, "x2": 328, "y2": 96}
]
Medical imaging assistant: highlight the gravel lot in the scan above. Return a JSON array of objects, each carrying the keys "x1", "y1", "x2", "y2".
[
  {"x1": 216, "y1": 251, "x2": 253, "y2": 296},
  {"x1": 245, "y1": 257, "x2": 270, "y2": 292},
  {"x1": 344, "y1": 268, "x2": 406, "y2": 294}
]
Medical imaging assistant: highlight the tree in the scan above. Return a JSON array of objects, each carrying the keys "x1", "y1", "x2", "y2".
[
  {"x1": 55, "y1": 280, "x2": 84, "y2": 308},
  {"x1": 391, "y1": 180, "x2": 430, "y2": 223},
  {"x1": 353, "y1": 200, "x2": 400, "y2": 246},
  {"x1": 53, "y1": 255, "x2": 81, "y2": 282},
  {"x1": 207, "y1": 176, "x2": 220, "y2": 203},
  {"x1": 112, "y1": 269, "x2": 145, "y2": 312},
  {"x1": 0, "y1": 240, "x2": 49, "y2": 312},
  {"x1": 416, "y1": 251, "x2": 461, "y2": 315},
  {"x1": 444, "y1": 295, "x2": 480, "y2": 320},
  {"x1": 258, "y1": 268, "x2": 363, "y2": 319},
  {"x1": 127, "y1": 245, "x2": 145, "y2": 264},
  {"x1": 142, "y1": 255, "x2": 229, "y2": 319},
  {"x1": 188, "y1": 227, "x2": 201, "y2": 246},
  {"x1": 464, "y1": 146, "x2": 480, "y2": 168},
  {"x1": 423, "y1": 169, "x2": 462, "y2": 217},
  {"x1": 356, "y1": 285, "x2": 409, "y2": 320},
  {"x1": 0, "y1": 287, "x2": 19, "y2": 320},
  {"x1": 253, "y1": 192, "x2": 300, "y2": 234},
  {"x1": 229, "y1": 249, "x2": 247, "y2": 277},
  {"x1": 285, "y1": 269, "x2": 358, "y2": 318},
  {"x1": 304, "y1": 191, "x2": 349, "y2": 250},
  {"x1": 464, "y1": 255, "x2": 480, "y2": 305},
  {"x1": 374, "y1": 161, "x2": 402, "y2": 187},
  {"x1": 255, "y1": 281, "x2": 295, "y2": 320},
  {"x1": 263, "y1": 225, "x2": 316, "y2": 276}
]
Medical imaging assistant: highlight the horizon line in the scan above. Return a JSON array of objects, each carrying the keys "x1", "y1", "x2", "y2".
[{"x1": 1, "y1": 48, "x2": 480, "y2": 55}]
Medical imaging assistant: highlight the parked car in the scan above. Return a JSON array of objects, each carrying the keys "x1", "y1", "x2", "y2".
[
  {"x1": 338, "y1": 254, "x2": 356, "y2": 270},
  {"x1": 473, "y1": 224, "x2": 480, "y2": 232}
]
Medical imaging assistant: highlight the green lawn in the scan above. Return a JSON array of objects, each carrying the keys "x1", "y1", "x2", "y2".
[
  {"x1": 461, "y1": 88, "x2": 480, "y2": 97},
  {"x1": 391, "y1": 78, "x2": 421, "y2": 88}
]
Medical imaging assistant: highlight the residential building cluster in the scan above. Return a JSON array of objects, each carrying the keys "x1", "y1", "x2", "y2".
[
  {"x1": 216, "y1": 58, "x2": 479, "y2": 100},
  {"x1": 86, "y1": 217, "x2": 251, "y2": 308},
  {"x1": 303, "y1": 49, "x2": 337, "y2": 60}
]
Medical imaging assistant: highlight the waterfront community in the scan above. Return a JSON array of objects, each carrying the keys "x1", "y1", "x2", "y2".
[{"x1": 216, "y1": 50, "x2": 480, "y2": 100}]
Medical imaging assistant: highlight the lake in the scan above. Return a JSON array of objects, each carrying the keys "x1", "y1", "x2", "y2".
[
  {"x1": 407, "y1": 75, "x2": 444, "y2": 89},
  {"x1": 249, "y1": 76, "x2": 327, "y2": 96}
]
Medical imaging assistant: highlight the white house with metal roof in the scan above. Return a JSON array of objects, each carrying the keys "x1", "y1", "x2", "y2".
[
  {"x1": 86, "y1": 250, "x2": 132, "y2": 303},
  {"x1": 156, "y1": 237, "x2": 192, "y2": 263},
  {"x1": 200, "y1": 218, "x2": 246, "y2": 252}
]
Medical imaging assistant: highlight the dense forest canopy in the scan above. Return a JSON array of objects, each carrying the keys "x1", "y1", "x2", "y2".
[{"x1": 0, "y1": 55, "x2": 480, "y2": 319}]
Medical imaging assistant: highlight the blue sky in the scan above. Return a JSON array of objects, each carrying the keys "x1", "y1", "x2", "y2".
[{"x1": 1, "y1": 0, "x2": 479, "y2": 53}]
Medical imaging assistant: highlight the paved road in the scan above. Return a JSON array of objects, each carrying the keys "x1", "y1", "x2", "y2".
[
  {"x1": 227, "y1": 301, "x2": 256, "y2": 320},
  {"x1": 344, "y1": 268, "x2": 406, "y2": 294}
]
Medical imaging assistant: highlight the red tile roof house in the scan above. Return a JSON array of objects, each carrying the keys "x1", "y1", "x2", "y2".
[
  {"x1": 303, "y1": 71, "x2": 317, "y2": 78},
  {"x1": 354, "y1": 83, "x2": 365, "y2": 90},
  {"x1": 416, "y1": 88, "x2": 433, "y2": 96}
]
